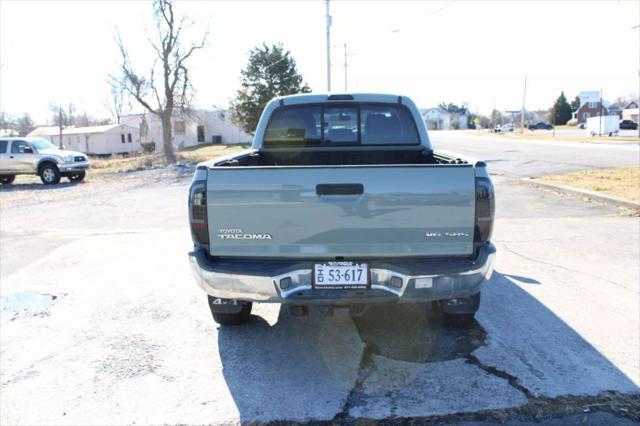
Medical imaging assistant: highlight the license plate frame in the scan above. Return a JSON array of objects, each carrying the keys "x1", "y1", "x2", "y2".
[{"x1": 312, "y1": 261, "x2": 370, "y2": 289}]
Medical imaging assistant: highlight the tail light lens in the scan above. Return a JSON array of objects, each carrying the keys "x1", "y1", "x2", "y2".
[
  {"x1": 189, "y1": 170, "x2": 209, "y2": 247},
  {"x1": 474, "y1": 177, "x2": 495, "y2": 244}
]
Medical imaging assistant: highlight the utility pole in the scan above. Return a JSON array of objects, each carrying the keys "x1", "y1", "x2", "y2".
[
  {"x1": 520, "y1": 74, "x2": 527, "y2": 134},
  {"x1": 599, "y1": 88, "x2": 603, "y2": 137},
  {"x1": 58, "y1": 107, "x2": 63, "y2": 149},
  {"x1": 325, "y1": 0, "x2": 332, "y2": 92},
  {"x1": 492, "y1": 99, "x2": 495, "y2": 129},
  {"x1": 633, "y1": 25, "x2": 640, "y2": 138},
  {"x1": 343, "y1": 42, "x2": 348, "y2": 92}
]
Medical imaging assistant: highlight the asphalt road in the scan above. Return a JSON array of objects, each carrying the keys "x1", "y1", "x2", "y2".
[
  {"x1": 1, "y1": 136, "x2": 638, "y2": 424},
  {"x1": 431, "y1": 130, "x2": 640, "y2": 177}
]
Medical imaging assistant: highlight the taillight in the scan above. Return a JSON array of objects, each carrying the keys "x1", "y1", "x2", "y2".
[
  {"x1": 474, "y1": 177, "x2": 494, "y2": 244},
  {"x1": 189, "y1": 168, "x2": 209, "y2": 247}
]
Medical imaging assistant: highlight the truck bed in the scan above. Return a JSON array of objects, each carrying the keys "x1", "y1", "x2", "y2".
[{"x1": 211, "y1": 149, "x2": 468, "y2": 168}]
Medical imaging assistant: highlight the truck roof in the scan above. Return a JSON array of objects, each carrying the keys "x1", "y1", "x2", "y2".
[{"x1": 276, "y1": 93, "x2": 407, "y2": 106}]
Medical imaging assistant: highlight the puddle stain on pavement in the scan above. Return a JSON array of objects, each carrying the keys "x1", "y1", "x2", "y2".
[{"x1": 0, "y1": 291, "x2": 66, "y2": 321}]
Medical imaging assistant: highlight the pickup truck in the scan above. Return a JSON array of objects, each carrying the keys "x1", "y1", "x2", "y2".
[
  {"x1": 0, "y1": 138, "x2": 90, "y2": 185},
  {"x1": 188, "y1": 93, "x2": 495, "y2": 327}
]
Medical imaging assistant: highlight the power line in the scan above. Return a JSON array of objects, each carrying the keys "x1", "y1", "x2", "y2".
[{"x1": 425, "y1": 0, "x2": 457, "y2": 20}]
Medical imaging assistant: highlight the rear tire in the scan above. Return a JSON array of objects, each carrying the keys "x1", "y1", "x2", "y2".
[
  {"x1": 39, "y1": 163, "x2": 61, "y2": 185},
  {"x1": 208, "y1": 296, "x2": 252, "y2": 326},
  {"x1": 0, "y1": 175, "x2": 15, "y2": 185},
  {"x1": 68, "y1": 171, "x2": 86, "y2": 182}
]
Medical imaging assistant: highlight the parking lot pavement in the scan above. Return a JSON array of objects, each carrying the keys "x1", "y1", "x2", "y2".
[{"x1": 1, "y1": 160, "x2": 639, "y2": 423}]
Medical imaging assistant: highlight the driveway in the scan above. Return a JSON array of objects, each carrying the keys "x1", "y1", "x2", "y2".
[{"x1": 1, "y1": 139, "x2": 638, "y2": 424}]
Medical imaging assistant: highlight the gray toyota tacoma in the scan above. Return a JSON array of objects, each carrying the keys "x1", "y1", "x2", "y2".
[{"x1": 188, "y1": 93, "x2": 495, "y2": 326}]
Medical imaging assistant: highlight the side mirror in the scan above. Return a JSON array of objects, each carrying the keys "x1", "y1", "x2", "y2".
[{"x1": 23, "y1": 146, "x2": 34, "y2": 154}]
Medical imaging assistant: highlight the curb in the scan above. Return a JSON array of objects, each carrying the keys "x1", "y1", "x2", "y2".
[{"x1": 522, "y1": 179, "x2": 640, "y2": 210}]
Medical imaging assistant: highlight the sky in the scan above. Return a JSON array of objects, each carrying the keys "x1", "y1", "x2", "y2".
[{"x1": 1, "y1": 0, "x2": 639, "y2": 124}]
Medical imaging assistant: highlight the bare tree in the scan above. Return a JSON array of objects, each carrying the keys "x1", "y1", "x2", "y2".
[
  {"x1": 15, "y1": 113, "x2": 35, "y2": 136},
  {"x1": 112, "y1": 0, "x2": 208, "y2": 162},
  {"x1": 105, "y1": 85, "x2": 125, "y2": 124}
]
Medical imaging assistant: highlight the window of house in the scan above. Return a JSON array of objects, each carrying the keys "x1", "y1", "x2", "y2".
[
  {"x1": 127, "y1": 133, "x2": 132, "y2": 143},
  {"x1": 588, "y1": 102, "x2": 598, "y2": 109},
  {"x1": 175, "y1": 121, "x2": 186, "y2": 135},
  {"x1": 121, "y1": 134, "x2": 125, "y2": 143},
  {"x1": 583, "y1": 112, "x2": 590, "y2": 120}
]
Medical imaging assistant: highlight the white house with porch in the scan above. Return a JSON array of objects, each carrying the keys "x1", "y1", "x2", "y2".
[{"x1": 119, "y1": 109, "x2": 252, "y2": 151}]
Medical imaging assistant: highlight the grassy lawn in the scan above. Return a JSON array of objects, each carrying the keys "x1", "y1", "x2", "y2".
[
  {"x1": 90, "y1": 144, "x2": 250, "y2": 174},
  {"x1": 538, "y1": 166, "x2": 640, "y2": 203}
]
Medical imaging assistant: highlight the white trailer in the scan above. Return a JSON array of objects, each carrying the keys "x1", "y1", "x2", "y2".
[{"x1": 586, "y1": 116, "x2": 619, "y2": 136}]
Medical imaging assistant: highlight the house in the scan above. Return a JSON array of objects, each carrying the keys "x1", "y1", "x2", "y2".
[
  {"x1": 27, "y1": 126, "x2": 59, "y2": 137},
  {"x1": 572, "y1": 91, "x2": 606, "y2": 124},
  {"x1": 27, "y1": 124, "x2": 141, "y2": 155},
  {"x1": 422, "y1": 108, "x2": 451, "y2": 130},
  {"x1": 575, "y1": 101, "x2": 609, "y2": 124},
  {"x1": 623, "y1": 100, "x2": 639, "y2": 110},
  {"x1": 0, "y1": 129, "x2": 19, "y2": 137},
  {"x1": 119, "y1": 109, "x2": 253, "y2": 151},
  {"x1": 421, "y1": 106, "x2": 469, "y2": 130},
  {"x1": 607, "y1": 104, "x2": 622, "y2": 118},
  {"x1": 620, "y1": 100, "x2": 639, "y2": 122}
]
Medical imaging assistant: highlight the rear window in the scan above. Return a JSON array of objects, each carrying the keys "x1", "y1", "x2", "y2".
[{"x1": 263, "y1": 103, "x2": 419, "y2": 147}]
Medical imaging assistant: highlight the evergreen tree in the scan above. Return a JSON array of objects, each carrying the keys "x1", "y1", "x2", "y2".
[
  {"x1": 551, "y1": 92, "x2": 572, "y2": 125},
  {"x1": 230, "y1": 43, "x2": 311, "y2": 133},
  {"x1": 570, "y1": 95, "x2": 581, "y2": 111}
]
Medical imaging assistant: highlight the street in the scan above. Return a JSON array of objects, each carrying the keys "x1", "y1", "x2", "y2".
[{"x1": 1, "y1": 134, "x2": 639, "y2": 424}]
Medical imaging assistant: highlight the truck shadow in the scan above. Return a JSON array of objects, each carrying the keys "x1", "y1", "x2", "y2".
[
  {"x1": 0, "y1": 181, "x2": 82, "y2": 192},
  {"x1": 217, "y1": 271, "x2": 638, "y2": 421}
]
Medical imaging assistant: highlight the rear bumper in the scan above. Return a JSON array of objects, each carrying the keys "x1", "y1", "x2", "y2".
[{"x1": 189, "y1": 243, "x2": 496, "y2": 304}]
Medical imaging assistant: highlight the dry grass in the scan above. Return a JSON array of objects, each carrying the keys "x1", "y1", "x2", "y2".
[
  {"x1": 90, "y1": 144, "x2": 249, "y2": 174},
  {"x1": 539, "y1": 166, "x2": 640, "y2": 203}
]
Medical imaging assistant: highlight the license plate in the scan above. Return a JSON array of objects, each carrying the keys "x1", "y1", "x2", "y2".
[{"x1": 313, "y1": 262, "x2": 368, "y2": 289}]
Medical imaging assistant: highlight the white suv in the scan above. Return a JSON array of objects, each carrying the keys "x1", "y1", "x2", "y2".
[{"x1": 0, "y1": 138, "x2": 90, "y2": 185}]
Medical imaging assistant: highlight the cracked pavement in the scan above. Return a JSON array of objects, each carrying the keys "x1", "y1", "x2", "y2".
[{"x1": 1, "y1": 134, "x2": 639, "y2": 424}]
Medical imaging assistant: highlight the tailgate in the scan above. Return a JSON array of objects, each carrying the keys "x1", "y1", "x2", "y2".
[{"x1": 207, "y1": 166, "x2": 476, "y2": 258}]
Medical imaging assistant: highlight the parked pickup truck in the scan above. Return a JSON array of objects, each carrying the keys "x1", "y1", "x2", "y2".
[
  {"x1": 188, "y1": 93, "x2": 495, "y2": 326},
  {"x1": 0, "y1": 138, "x2": 90, "y2": 185}
]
